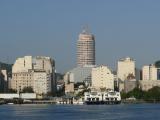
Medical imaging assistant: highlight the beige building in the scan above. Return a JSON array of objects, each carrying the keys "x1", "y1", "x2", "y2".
[
  {"x1": 12, "y1": 71, "x2": 34, "y2": 92},
  {"x1": 142, "y1": 64, "x2": 157, "y2": 80},
  {"x1": 33, "y1": 71, "x2": 51, "y2": 94},
  {"x1": 12, "y1": 56, "x2": 32, "y2": 73},
  {"x1": 139, "y1": 80, "x2": 160, "y2": 91},
  {"x1": 11, "y1": 56, "x2": 55, "y2": 94},
  {"x1": 91, "y1": 65, "x2": 114, "y2": 90},
  {"x1": 77, "y1": 29, "x2": 95, "y2": 67},
  {"x1": 124, "y1": 79, "x2": 137, "y2": 93},
  {"x1": 65, "y1": 83, "x2": 74, "y2": 94},
  {"x1": 33, "y1": 56, "x2": 54, "y2": 73},
  {"x1": 117, "y1": 57, "x2": 135, "y2": 81},
  {"x1": 140, "y1": 64, "x2": 160, "y2": 91}
]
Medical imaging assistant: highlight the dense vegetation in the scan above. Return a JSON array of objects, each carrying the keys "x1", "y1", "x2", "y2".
[
  {"x1": 121, "y1": 86, "x2": 160, "y2": 102},
  {"x1": 22, "y1": 87, "x2": 34, "y2": 93}
]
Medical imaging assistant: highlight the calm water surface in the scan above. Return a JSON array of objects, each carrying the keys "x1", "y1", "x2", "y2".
[{"x1": 0, "y1": 104, "x2": 160, "y2": 120}]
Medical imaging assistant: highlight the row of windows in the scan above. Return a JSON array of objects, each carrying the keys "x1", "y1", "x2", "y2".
[{"x1": 13, "y1": 74, "x2": 32, "y2": 77}]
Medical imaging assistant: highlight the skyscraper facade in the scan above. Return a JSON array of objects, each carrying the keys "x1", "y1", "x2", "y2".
[{"x1": 77, "y1": 29, "x2": 95, "y2": 67}]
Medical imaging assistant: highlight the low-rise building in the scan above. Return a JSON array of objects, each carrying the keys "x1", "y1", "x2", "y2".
[
  {"x1": 124, "y1": 79, "x2": 137, "y2": 93},
  {"x1": 139, "y1": 80, "x2": 160, "y2": 91},
  {"x1": 65, "y1": 83, "x2": 74, "y2": 94}
]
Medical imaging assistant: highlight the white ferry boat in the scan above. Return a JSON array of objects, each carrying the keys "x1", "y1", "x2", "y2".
[{"x1": 84, "y1": 90, "x2": 121, "y2": 105}]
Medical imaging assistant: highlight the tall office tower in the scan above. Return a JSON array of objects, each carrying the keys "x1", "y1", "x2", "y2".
[
  {"x1": 77, "y1": 29, "x2": 95, "y2": 67},
  {"x1": 117, "y1": 57, "x2": 135, "y2": 81}
]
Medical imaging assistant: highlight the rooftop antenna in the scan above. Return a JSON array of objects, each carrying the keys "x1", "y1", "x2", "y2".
[{"x1": 82, "y1": 24, "x2": 90, "y2": 34}]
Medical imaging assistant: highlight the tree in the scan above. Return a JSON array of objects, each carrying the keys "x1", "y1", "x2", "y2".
[
  {"x1": 144, "y1": 86, "x2": 160, "y2": 101},
  {"x1": 7, "y1": 89, "x2": 17, "y2": 93},
  {"x1": 22, "y1": 86, "x2": 34, "y2": 93},
  {"x1": 74, "y1": 82, "x2": 85, "y2": 89},
  {"x1": 127, "y1": 87, "x2": 144, "y2": 99}
]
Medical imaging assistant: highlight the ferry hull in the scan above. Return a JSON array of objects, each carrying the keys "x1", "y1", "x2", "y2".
[{"x1": 85, "y1": 101, "x2": 121, "y2": 105}]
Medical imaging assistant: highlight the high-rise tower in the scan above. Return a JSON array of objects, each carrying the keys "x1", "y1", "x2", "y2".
[{"x1": 77, "y1": 29, "x2": 95, "y2": 67}]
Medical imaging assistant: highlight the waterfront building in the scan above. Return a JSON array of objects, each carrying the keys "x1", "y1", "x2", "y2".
[
  {"x1": 139, "y1": 80, "x2": 160, "y2": 91},
  {"x1": 33, "y1": 71, "x2": 52, "y2": 94},
  {"x1": 117, "y1": 57, "x2": 135, "y2": 81},
  {"x1": 12, "y1": 56, "x2": 32, "y2": 73},
  {"x1": 77, "y1": 29, "x2": 95, "y2": 67},
  {"x1": 11, "y1": 56, "x2": 55, "y2": 94},
  {"x1": 142, "y1": 64, "x2": 158, "y2": 80},
  {"x1": 124, "y1": 79, "x2": 137, "y2": 93},
  {"x1": 117, "y1": 57, "x2": 136, "y2": 91},
  {"x1": 140, "y1": 63, "x2": 160, "y2": 91},
  {"x1": 12, "y1": 71, "x2": 34, "y2": 92},
  {"x1": 91, "y1": 65, "x2": 114, "y2": 90}
]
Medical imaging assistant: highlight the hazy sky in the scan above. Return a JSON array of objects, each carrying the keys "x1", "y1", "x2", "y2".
[{"x1": 0, "y1": 0, "x2": 160, "y2": 73}]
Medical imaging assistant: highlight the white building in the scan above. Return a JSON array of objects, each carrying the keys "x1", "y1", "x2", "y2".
[
  {"x1": 11, "y1": 56, "x2": 55, "y2": 95},
  {"x1": 33, "y1": 71, "x2": 52, "y2": 94},
  {"x1": 91, "y1": 65, "x2": 114, "y2": 90},
  {"x1": 140, "y1": 64, "x2": 160, "y2": 91},
  {"x1": 117, "y1": 57, "x2": 135, "y2": 81},
  {"x1": 142, "y1": 64, "x2": 158, "y2": 80},
  {"x1": 12, "y1": 56, "x2": 32, "y2": 73},
  {"x1": 33, "y1": 56, "x2": 53, "y2": 73}
]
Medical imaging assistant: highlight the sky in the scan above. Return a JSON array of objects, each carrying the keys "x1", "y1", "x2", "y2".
[{"x1": 0, "y1": 0, "x2": 160, "y2": 73}]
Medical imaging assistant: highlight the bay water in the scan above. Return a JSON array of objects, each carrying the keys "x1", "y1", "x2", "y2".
[{"x1": 0, "y1": 104, "x2": 159, "y2": 120}]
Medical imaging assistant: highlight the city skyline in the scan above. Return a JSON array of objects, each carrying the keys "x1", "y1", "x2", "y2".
[{"x1": 1, "y1": 1, "x2": 160, "y2": 73}]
